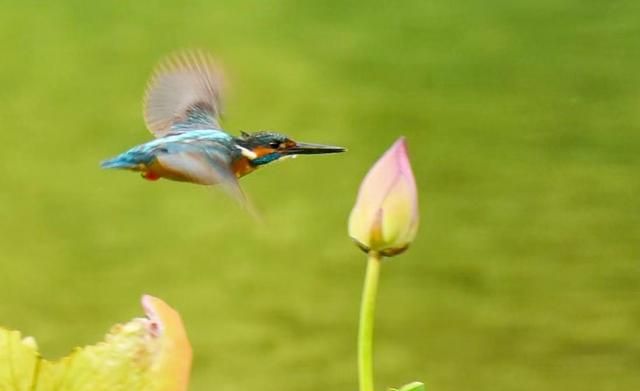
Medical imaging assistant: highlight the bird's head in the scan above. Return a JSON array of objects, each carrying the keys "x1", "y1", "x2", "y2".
[{"x1": 235, "y1": 131, "x2": 346, "y2": 166}]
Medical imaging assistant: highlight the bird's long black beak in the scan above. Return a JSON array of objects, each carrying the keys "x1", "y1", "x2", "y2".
[{"x1": 285, "y1": 142, "x2": 346, "y2": 155}]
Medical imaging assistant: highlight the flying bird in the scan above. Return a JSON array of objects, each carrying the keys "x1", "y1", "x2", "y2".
[{"x1": 102, "y1": 51, "x2": 345, "y2": 205}]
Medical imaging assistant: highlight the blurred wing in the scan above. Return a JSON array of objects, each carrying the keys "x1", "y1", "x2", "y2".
[
  {"x1": 156, "y1": 145, "x2": 247, "y2": 206},
  {"x1": 144, "y1": 51, "x2": 224, "y2": 137}
]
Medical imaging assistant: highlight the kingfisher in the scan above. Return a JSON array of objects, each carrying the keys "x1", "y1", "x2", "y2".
[{"x1": 102, "y1": 51, "x2": 345, "y2": 205}]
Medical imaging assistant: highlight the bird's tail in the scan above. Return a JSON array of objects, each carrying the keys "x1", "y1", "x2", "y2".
[{"x1": 101, "y1": 151, "x2": 148, "y2": 170}]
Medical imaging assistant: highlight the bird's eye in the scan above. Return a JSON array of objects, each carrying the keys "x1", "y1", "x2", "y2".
[{"x1": 269, "y1": 141, "x2": 281, "y2": 149}]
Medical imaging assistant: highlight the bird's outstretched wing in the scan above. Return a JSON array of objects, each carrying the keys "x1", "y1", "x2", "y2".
[
  {"x1": 144, "y1": 51, "x2": 224, "y2": 137},
  {"x1": 156, "y1": 143, "x2": 248, "y2": 207}
]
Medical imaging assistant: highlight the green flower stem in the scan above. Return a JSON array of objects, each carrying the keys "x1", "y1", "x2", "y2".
[{"x1": 358, "y1": 251, "x2": 382, "y2": 391}]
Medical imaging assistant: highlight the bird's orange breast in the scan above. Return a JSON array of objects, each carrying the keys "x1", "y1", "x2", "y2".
[
  {"x1": 231, "y1": 157, "x2": 257, "y2": 178},
  {"x1": 144, "y1": 160, "x2": 193, "y2": 182}
]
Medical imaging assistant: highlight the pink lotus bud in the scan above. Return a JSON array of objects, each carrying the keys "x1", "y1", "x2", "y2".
[{"x1": 349, "y1": 137, "x2": 419, "y2": 256}]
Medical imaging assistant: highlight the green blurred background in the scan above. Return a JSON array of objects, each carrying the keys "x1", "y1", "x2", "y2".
[{"x1": 0, "y1": 1, "x2": 638, "y2": 390}]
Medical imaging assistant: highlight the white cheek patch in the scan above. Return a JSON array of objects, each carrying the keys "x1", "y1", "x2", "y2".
[{"x1": 236, "y1": 145, "x2": 257, "y2": 160}]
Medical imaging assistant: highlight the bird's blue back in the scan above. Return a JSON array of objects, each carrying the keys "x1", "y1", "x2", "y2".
[{"x1": 102, "y1": 129, "x2": 237, "y2": 169}]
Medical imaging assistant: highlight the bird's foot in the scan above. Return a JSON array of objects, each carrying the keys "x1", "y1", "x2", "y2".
[{"x1": 142, "y1": 171, "x2": 160, "y2": 181}]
